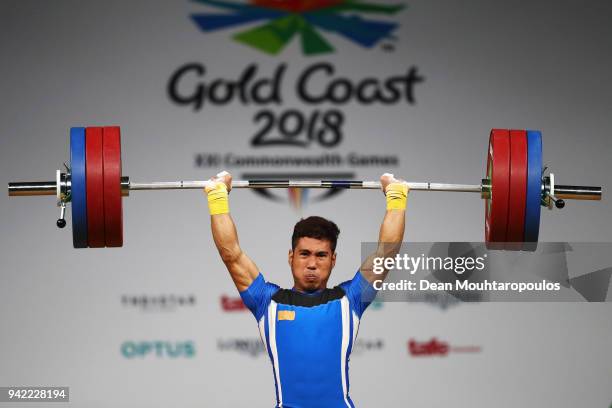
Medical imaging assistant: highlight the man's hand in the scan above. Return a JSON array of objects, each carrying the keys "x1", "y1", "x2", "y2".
[
  {"x1": 204, "y1": 170, "x2": 232, "y2": 216},
  {"x1": 380, "y1": 172, "x2": 402, "y2": 194},
  {"x1": 206, "y1": 170, "x2": 232, "y2": 193},
  {"x1": 381, "y1": 173, "x2": 409, "y2": 212}
]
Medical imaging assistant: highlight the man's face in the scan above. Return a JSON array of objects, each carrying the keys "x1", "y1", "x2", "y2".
[{"x1": 288, "y1": 237, "x2": 336, "y2": 292}]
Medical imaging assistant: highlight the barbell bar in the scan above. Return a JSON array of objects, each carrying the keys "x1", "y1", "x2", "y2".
[
  {"x1": 7, "y1": 178, "x2": 600, "y2": 197},
  {"x1": 6, "y1": 126, "x2": 603, "y2": 250}
]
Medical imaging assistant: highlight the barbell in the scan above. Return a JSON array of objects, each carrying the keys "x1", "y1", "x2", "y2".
[{"x1": 7, "y1": 127, "x2": 602, "y2": 250}]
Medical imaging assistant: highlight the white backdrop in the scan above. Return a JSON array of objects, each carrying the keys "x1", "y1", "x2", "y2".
[{"x1": 1, "y1": 1, "x2": 611, "y2": 407}]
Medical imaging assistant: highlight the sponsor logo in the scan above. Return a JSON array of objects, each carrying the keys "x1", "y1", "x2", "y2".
[
  {"x1": 121, "y1": 341, "x2": 196, "y2": 359},
  {"x1": 408, "y1": 338, "x2": 481, "y2": 357},
  {"x1": 121, "y1": 294, "x2": 196, "y2": 312},
  {"x1": 351, "y1": 338, "x2": 384, "y2": 355},
  {"x1": 218, "y1": 338, "x2": 266, "y2": 357},
  {"x1": 221, "y1": 295, "x2": 248, "y2": 311},
  {"x1": 190, "y1": 0, "x2": 405, "y2": 56}
]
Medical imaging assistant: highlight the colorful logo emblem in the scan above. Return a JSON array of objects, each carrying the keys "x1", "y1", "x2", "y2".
[{"x1": 191, "y1": 0, "x2": 405, "y2": 55}]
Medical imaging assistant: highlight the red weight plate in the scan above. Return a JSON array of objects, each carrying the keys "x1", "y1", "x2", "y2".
[
  {"x1": 485, "y1": 129, "x2": 510, "y2": 249},
  {"x1": 86, "y1": 127, "x2": 106, "y2": 248},
  {"x1": 506, "y1": 130, "x2": 528, "y2": 249},
  {"x1": 103, "y1": 126, "x2": 123, "y2": 247}
]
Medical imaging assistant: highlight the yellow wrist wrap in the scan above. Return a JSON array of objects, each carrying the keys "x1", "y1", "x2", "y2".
[
  {"x1": 385, "y1": 182, "x2": 408, "y2": 210},
  {"x1": 205, "y1": 182, "x2": 229, "y2": 215}
]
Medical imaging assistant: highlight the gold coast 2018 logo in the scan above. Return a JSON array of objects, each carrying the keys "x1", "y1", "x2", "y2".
[
  {"x1": 190, "y1": 0, "x2": 405, "y2": 55},
  {"x1": 166, "y1": 0, "x2": 424, "y2": 209}
]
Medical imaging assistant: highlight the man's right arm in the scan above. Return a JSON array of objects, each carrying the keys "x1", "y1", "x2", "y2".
[
  {"x1": 206, "y1": 172, "x2": 259, "y2": 292},
  {"x1": 359, "y1": 173, "x2": 408, "y2": 284}
]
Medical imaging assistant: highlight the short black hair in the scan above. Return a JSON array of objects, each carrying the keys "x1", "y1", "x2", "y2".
[{"x1": 291, "y1": 216, "x2": 340, "y2": 251}]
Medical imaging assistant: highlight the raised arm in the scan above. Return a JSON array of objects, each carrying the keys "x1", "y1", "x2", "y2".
[
  {"x1": 205, "y1": 171, "x2": 259, "y2": 291},
  {"x1": 359, "y1": 173, "x2": 408, "y2": 284}
]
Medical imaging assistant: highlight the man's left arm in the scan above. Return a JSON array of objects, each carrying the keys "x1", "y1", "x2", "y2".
[{"x1": 359, "y1": 173, "x2": 408, "y2": 284}]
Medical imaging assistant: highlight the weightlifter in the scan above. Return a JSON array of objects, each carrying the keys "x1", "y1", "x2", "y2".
[{"x1": 204, "y1": 171, "x2": 408, "y2": 408}]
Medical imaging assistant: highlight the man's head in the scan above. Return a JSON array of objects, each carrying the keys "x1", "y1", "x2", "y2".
[{"x1": 288, "y1": 216, "x2": 340, "y2": 293}]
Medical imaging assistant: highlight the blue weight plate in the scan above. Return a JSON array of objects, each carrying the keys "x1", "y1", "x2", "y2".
[
  {"x1": 524, "y1": 130, "x2": 542, "y2": 248},
  {"x1": 70, "y1": 127, "x2": 88, "y2": 248}
]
